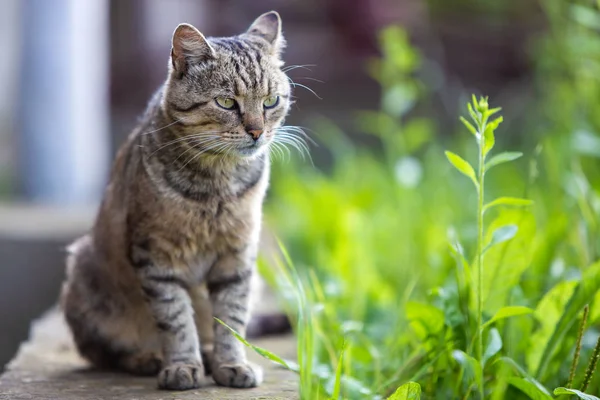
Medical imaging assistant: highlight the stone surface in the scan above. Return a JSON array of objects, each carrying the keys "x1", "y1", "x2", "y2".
[{"x1": 0, "y1": 309, "x2": 298, "y2": 400}]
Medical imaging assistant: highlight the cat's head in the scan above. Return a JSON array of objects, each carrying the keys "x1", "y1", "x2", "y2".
[{"x1": 163, "y1": 11, "x2": 291, "y2": 159}]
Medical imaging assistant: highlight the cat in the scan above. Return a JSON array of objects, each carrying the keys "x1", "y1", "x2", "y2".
[{"x1": 60, "y1": 11, "x2": 292, "y2": 391}]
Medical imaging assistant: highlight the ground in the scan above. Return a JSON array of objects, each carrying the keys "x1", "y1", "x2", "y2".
[{"x1": 0, "y1": 309, "x2": 298, "y2": 400}]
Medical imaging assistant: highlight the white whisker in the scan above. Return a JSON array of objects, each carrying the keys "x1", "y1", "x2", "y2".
[
  {"x1": 268, "y1": 141, "x2": 287, "y2": 163},
  {"x1": 172, "y1": 137, "x2": 221, "y2": 164},
  {"x1": 141, "y1": 119, "x2": 183, "y2": 135},
  {"x1": 148, "y1": 132, "x2": 224, "y2": 157},
  {"x1": 178, "y1": 141, "x2": 229, "y2": 171},
  {"x1": 282, "y1": 64, "x2": 316, "y2": 73},
  {"x1": 295, "y1": 77, "x2": 324, "y2": 83},
  {"x1": 286, "y1": 76, "x2": 322, "y2": 99},
  {"x1": 276, "y1": 126, "x2": 318, "y2": 146}
]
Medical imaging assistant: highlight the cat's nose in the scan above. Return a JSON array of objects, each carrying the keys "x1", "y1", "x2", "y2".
[{"x1": 247, "y1": 128, "x2": 263, "y2": 141}]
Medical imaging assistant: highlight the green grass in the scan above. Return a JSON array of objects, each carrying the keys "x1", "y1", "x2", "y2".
[{"x1": 241, "y1": 1, "x2": 600, "y2": 399}]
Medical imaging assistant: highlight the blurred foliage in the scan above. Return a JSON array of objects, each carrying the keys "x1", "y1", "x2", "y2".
[
  {"x1": 426, "y1": 0, "x2": 540, "y2": 20},
  {"x1": 258, "y1": 0, "x2": 600, "y2": 399}
]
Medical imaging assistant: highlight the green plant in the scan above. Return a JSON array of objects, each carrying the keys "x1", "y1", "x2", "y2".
[
  {"x1": 235, "y1": 4, "x2": 600, "y2": 398},
  {"x1": 445, "y1": 96, "x2": 532, "y2": 398}
]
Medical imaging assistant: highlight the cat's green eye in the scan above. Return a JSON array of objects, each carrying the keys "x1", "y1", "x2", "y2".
[
  {"x1": 263, "y1": 96, "x2": 279, "y2": 109},
  {"x1": 215, "y1": 97, "x2": 236, "y2": 110}
]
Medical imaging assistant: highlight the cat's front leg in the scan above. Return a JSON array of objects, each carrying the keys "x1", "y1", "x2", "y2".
[
  {"x1": 206, "y1": 252, "x2": 263, "y2": 388},
  {"x1": 133, "y1": 247, "x2": 204, "y2": 390}
]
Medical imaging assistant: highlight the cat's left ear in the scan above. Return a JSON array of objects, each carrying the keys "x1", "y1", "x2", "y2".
[
  {"x1": 246, "y1": 11, "x2": 285, "y2": 55},
  {"x1": 171, "y1": 23, "x2": 215, "y2": 78}
]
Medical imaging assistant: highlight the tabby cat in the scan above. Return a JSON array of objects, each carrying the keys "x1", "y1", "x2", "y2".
[{"x1": 60, "y1": 11, "x2": 291, "y2": 391}]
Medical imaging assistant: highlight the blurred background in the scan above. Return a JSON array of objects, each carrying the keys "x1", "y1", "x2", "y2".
[{"x1": 1, "y1": 1, "x2": 597, "y2": 394}]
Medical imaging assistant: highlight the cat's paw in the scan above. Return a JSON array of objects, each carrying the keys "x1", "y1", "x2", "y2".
[
  {"x1": 157, "y1": 363, "x2": 203, "y2": 391},
  {"x1": 212, "y1": 362, "x2": 263, "y2": 388}
]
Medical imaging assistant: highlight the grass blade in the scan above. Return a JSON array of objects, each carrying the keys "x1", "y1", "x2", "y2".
[
  {"x1": 482, "y1": 306, "x2": 534, "y2": 330},
  {"x1": 554, "y1": 387, "x2": 600, "y2": 400},
  {"x1": 330, "y1": 343, "x2": 346, "y2": 400},
  {"x1": 214, "y1": 318, "x2": 294, "y2": 371},
  {"x1": 508, "y1": 377, "x2": 553, "y2": 399}
]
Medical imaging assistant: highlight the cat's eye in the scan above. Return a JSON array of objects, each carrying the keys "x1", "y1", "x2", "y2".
[
  {"x1": 263, "y1": 96, "x2": 279, "y2": 109},
  {"x1": 215, "y1": 97, "x2": 237, "y2": 110}
]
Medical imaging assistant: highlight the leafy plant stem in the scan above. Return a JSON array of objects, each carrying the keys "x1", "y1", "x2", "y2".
[
  {"x1": 476, "y1": 116, "x2": 487, "y2": 400},
  {"x1": 568, "y1": 305, "x2": 589, "y2": 388}
]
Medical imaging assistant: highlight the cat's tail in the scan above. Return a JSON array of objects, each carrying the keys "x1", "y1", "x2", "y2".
[{"x1": 246, "y1": 313, "x2": 291, "y2": 338}]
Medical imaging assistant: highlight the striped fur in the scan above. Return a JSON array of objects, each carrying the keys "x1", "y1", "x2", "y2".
[{"x1": 60, "y1": 11, "x2": 291, "y2": 391}]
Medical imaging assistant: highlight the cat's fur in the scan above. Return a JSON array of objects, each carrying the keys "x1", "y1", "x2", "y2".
[{"x1": 60, "y1": 11, "x2": 291, "y2": 391}]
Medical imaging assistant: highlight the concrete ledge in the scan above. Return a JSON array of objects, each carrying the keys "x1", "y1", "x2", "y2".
[
  {"x1": 0, "y1": 203, "x2": 96, "y2": 239},
  {"x1": 0, "y1": 309, "x2": 298, "y2": 399}
]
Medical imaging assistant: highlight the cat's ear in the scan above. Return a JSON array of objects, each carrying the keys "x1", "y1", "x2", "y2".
[
  {"x1": 246, "y1": 11, "x2": 285, "y2": 55},
  {"x1": 171, "y1": 23, "x2": 215, "y2": 77}
]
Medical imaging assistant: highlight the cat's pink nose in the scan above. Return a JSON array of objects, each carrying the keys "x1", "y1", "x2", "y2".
[{"x1": 247, "y1": 129, "x2": 263, "y2": 141}]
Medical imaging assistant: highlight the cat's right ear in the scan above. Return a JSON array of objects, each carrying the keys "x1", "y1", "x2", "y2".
[{"x1": 170, "y1": 23, "x2": 215, "y2": 78}]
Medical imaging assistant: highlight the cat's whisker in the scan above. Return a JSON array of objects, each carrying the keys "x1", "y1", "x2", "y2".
[
  {"x1": 172, "y1": 137, "x2": 221, "y2": 165},
  {"x1": 282, "y1": 64, "x2": 316, "y2": 73},
  {"x1": 276, "y1": 132, "x2": 310, "y2": 148},
  {"x1": 149, "y1": 132, "x2": 223, "y2": 157},
  {"x1": 276, "y1": 142, "x2": 289, "y2": 162},
  {"x1": 295, "y1": 77, "x2": 324, "y2": 83},
  {"x1": 267, "y1": 141, "x2": 285, "y2": 163},
  {"x1": 286, "y1": 76, "x2": 322, "y2": 99},
  {"x1": 279, "y1": 134, "x2": 312, "y2": 159},
  {"x1": 277, "y1": 126, "x2": 317, "y2": 147},
  {"x1": 275, "y1": 136, "x2": 308, "y2": 158},
  {"x1": 141, "y1": 119, "x2": 183, "y2": 135},
  {"x1": 276, "y1": 126, "x2": 317, "y2": 147},
  {"x1": 178, "y1": 141, "x2": 229, "y2": 171},
  {"x1": 273, "y1": 134, "x2": 313, "y2": 164},
  {"x1": 273, "y1": 141, "x2": 290, "y2": 163}
]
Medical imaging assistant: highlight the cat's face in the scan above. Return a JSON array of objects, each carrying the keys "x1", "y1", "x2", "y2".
[{"x1": 163, "y1": 12, "x2": 291, "y2": 159}]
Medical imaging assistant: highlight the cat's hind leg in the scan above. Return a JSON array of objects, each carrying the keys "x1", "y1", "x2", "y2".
[{"x1": 61, "y1": 236, "x2": 163, "y2": 376}]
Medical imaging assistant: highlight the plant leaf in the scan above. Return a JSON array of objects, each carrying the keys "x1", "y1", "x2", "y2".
[
  {"x1": 497, "y1": 357, "x2": 552, "y2": 397},
  {"x1": 406, "y1": 302, "x2": 445, "y2": 338},
  {"x1": 214, "y1": 318, "x2": 293, "y2": 370},
  {"x1": 453, "y1": 350, "x2": 482, "y2": 392},
  {"x1": 445, "y1": 151, "x2": 478, "y2": 188},
  {"x1": 484, "y1": 225, "x2": 518, "y2": 252},
  {"x1": 486, "y1": 116, "x2": 503, "y2": 131},
  {"x1": 485, "y1": 151, "x2": 523, "y2": 171},
  {"x1": 483, "y1": 116, "x2": 503, "y2": 156},
  {"x1": 486, "y1": 107, "x2": 502, "y2": 118},
  {"x1": 527, "y1": 281, "x2": 577, "y2": 374},
  {"x1": 467, "y1": 102, "x2": 480, "y2": 126},
  {"x1": 481, "y1": 209, "x2": 535, "y2": 313},
  {"x1": 554, "y1": 387, "x2": 600, "y2": 400},
  {"x1": 483, "y1": 328, "x2": 503, "y2": 365},
  {"x1": 536, "y1": 260, "x2": 600, "y2": 380},
  {"x1": 483, "y1": 126, "x2": 495, "y2": 156},
  {"x1": 460, "y1": 116, "x2": 478, "y2": 136},
  {"x1": 484, "y1": 197, "x2": 533, "y2": 212},
  {"x1": 386, "y1": 381, "x2": 421, "y2": 400},
  {"x1": 508, "y1": 377, "x2": 553, "y2": 400},
  {"x1": 331, "y1": 343, "x2": 346, "y2": 400},
  {"x1": 482, "y1": 306, "x2": 534, "y2": 329}
]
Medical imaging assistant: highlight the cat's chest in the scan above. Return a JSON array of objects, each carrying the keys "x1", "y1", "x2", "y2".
[{"x1": 169, "y1": 193, "x2": 263, "y2": 260}]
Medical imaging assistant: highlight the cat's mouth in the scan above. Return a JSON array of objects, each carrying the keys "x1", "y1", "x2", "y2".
[{"x1": 235, "y1": 142, "x2": 264, "y2": 157}]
